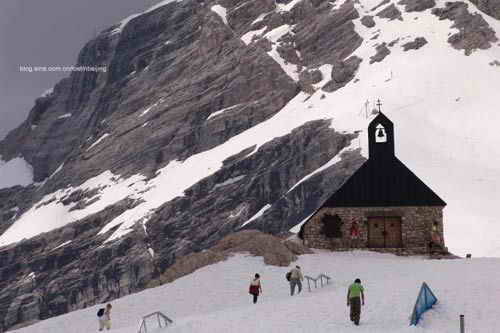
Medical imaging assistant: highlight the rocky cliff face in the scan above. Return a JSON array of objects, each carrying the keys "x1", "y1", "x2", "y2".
[{"x1": 1, "y1": 0, "x2": 499, "y2": 330}]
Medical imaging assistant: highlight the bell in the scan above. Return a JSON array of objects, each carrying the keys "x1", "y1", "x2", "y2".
[{"x1": 377, "y1": 128, "x2": 385, "y2": 137}]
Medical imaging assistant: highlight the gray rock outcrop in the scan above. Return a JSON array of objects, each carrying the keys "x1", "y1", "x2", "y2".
[
  {"x1": 432, "y1": 2, "x2": 498, "y2": 55},
  {"x1": 361, "y1": 15, "x2": 376, "y2": 28},
  {"x1": 402, "y1": 37, "x2": 428, "y2": 51},
  {"x1": 469, "y1": 0, "x2": 500, "y2": 19},
  {"x1": 370, "y1": 43, "x2": 391, "y2": 63},
  {"x1": 398, "y1": 0, "x2": 436, "y2": 12},
  {"x1": 210, "y1": 230, "x2": 312, "y2": 266},
  {"x1": 323, "y1": 56, "x2": 363, "y2": 92},
  {"x1": 156, "y1": 230, "x2": 312, "y2": 284},
  {"x1": 377, "y1": 3, "x2": 403, "y2": 21}
]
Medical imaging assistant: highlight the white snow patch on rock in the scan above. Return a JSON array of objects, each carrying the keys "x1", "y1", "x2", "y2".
[
  {"x1": 213, "y1": 175, "x2": 246, "y2": 190},
  {"x1": 52, "y1": 240, "x2": 72, "y2": 251},
  {"x1": 207, "y1": 104, "x2": 243, "y2": 120},
  {"x1": 276, "y1": 0, "x2": 303, "y2": 12},
  {"x1": 50, "y1": 163, "x2": 65, "y2": 179},
  {"x1": 57, "y1": 113, "x2": 72, "y2": 119},
  {"x1": 87, "y1": 133, "x2": 110, "y2": 151},
  {"x1": 289, "y1": 212, "x2": 315, "y2": 233},
  {"x1": 40, "y1": 88, "x2": 53, "y2": 98},
  {"x1": 241, "y1": 27, "x2": 267, "y2": 45},
  {"x1": 240, "y1": 204, "x2": 271, "y2": 228},
  {"x1": 264, "y1": 25, "x2": 300, "y2": 81},
  {"x1": 139, "y1": 100, "x2": 162, "y2": 117},
  {"x1": 241, "y1": 24, "x2": 301, "y2": 81},
  {"x1": 23, "y1": 272, "x2": 36, "y2": 283},
  {"x1": 312, "y1": 64, "x2": 334, "y2": 90},
  {"x1": 110, "y1": 0, "x2": 180, "y2": 35},
  {"x1": 139, "y1": 106, "x2": 154, "y2": 117},
  {"x1": 251, "y1": 12, "x2": 270, "y2": 25},
  {"x1": 211, "y1": 5, "x2": 228, "y2": 25},
  {"x1": 0, "y1": 171, "x2": 145, "y2": 247}
]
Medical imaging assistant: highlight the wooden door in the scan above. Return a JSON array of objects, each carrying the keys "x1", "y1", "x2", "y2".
[
  {"x1": 368, "y1": 217, "x2": 385, "y2": 248},
  {"x1": 384, "y1": 217, "x2": 402, "y2": 248}
]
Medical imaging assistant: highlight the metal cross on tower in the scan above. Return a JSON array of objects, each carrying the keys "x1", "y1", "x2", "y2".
[{"x1": 376, "y1": 99, "x2": 382, "y2": 113}]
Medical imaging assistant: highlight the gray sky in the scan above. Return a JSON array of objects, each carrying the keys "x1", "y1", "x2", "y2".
[{"x1": 0, "y1": 0, "x2": 161, "y2": 140}]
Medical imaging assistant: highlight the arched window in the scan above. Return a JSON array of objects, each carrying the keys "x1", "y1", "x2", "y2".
[
  {"x1": 320, "y1": 214, "x2": 343, "y2": 238},
  {"x1": 375, "y1": 124, "x2": 387, "y2": 143}
]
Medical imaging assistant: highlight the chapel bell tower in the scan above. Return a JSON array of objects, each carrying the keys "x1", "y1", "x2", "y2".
[{"x1": 368, "y1": 100, "x2": 395, "y2": 160}]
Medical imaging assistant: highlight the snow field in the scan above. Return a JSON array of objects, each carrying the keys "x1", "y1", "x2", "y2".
[{"x1": 10, "y1": 251, "x2": 500, "y2": 333}]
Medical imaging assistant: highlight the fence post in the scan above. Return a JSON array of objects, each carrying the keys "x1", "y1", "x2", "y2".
[
  {"x1": 158, "y1": 313, "x2": 162, "y2": 328},
  {"x1": 304, "y1": 274, "x2": 331, "y2": 292},
  {"x1": 460, "y1": 314, "x2": 465, "y2": 333}
]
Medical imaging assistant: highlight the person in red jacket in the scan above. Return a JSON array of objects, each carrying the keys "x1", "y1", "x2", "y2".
[
  {"x1": 249, "y1": 273, "x2": 262, "y2": 304},
  {"x1": 350, "y1": 221, "x2": 360, "y2": 248}
]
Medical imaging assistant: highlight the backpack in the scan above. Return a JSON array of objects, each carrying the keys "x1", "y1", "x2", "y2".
[
  {"x1": 286, "y1": 271, "x2": 292, "y2": 281},
  {"x1": 97, "y1": 308, "x2": 105, "y2": 317}
]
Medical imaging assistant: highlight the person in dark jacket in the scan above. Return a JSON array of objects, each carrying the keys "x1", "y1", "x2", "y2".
[
  {"x1": 347, "y1": 278, "x2": 365, "y2": 326},
  {"x1": 249, "y1": 273, "x2": 262, "y2": 304},
  {"x1": 98, "y1": 303, "x2": 112, "y2": 331}
]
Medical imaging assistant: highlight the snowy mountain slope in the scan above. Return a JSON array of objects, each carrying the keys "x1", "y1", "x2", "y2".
[
  {"x1": 0, "y1": 0, "x2": 500, "y2": 329},
  {"x1": 9, "y1": 251, "x2": 500, "y2": 333},
  {"x1": 2, "y1": 0, "x2": 498, "y2": 252}
]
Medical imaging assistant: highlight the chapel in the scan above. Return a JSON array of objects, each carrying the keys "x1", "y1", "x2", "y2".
[{"x1": 299, "y1": 107, "x2": 447, "y2": 255}]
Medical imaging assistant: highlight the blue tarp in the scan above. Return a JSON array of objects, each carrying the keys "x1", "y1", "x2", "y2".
[{"x1": 410, "y1": 282, "x2": 438, "y2": 326}]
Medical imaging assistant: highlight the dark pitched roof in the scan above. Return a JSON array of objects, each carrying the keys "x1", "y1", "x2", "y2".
[
  {"x1": 321, "y1": 110, "x2": 446, "y2": 207},
  {"x1": 321, "y1": 157, "x2": 446, "y2": 207},
  {"x1": 297, "y1": 110, "x2": 446, "y2": 238}
]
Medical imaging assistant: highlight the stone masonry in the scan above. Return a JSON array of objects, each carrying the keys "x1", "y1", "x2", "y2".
[{"x1": 303, "y1": 206, "x2": 444, "y2": 255}]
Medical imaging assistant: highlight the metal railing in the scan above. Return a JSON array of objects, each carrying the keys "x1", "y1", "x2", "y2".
[
  {"x1": 137, "y1": 311, "x2": 173, "y2": 333},
  {"x1": 304, "y1": 274, "x2": 331, "y2": 292}
]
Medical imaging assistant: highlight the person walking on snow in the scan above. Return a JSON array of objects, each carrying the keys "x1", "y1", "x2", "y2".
[
  {"x1": 249, "y1": 273, "x2": 262, "y2": 304},
  {"x1": 347, "y1": 278, "x2": 365, "y2": 326},
  {"x1": 98, "y1": 303, "x2": 112, "y2": 331},
  {"x1": 289, "y1": 265, "x2": 304, "y2": 296}
]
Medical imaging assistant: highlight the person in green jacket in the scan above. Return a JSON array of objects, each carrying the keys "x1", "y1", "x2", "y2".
[{"x1": 347, "y1": 278, "x2": 365, "y2": 326}]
